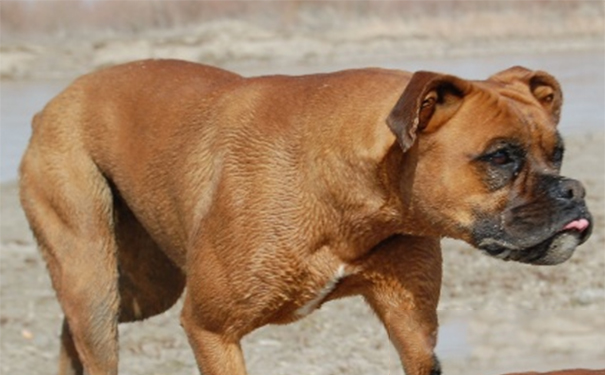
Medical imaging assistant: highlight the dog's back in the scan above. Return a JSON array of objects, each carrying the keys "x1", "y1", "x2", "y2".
[{"x1": 25, "y1": 60, "x2": 410, "y2": 266}]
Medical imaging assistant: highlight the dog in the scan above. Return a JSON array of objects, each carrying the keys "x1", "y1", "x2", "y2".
[{"x1": 19, "y1": 59, "x2": 592, "y2": 375}]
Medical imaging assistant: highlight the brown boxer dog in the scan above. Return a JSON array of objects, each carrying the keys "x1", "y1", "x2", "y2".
[{"x1": 19, "y1": 60, "x2": 592, "y2": 375}]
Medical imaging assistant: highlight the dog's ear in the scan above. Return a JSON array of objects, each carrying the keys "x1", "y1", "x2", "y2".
[
  {"x1": 387, "y1": 71, "x2": 471, "y2": 152},
  {"x1": 490, "y1": 66, "x2": 563, "y2": 125}
]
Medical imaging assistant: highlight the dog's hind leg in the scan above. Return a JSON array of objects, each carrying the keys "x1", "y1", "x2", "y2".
[
  {"x1": 20, "y1": 140, "x2": 120, "y2": 375},
  {"x1": 58, "y1": 318, "x2": 84, "y2": 375},
  {"x1": 112, "y1": 191, "x2": 186, "y2": 323}
]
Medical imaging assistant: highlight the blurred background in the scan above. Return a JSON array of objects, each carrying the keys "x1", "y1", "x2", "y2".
[
  {"x1": 1, "y1": 0, "x2": 603, "y2": 79},
  {"x1": 1, "y1": 1, "x2": 604, "y2": 375}
]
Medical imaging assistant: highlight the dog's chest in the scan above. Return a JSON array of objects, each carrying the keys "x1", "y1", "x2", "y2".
[{"x1": 294, "y1": 264, "x2": 352, "y2": 318}]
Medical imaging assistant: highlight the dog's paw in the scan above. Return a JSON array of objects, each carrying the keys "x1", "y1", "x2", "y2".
[{"x1": 430, "y1": 355, "x2": 442, "y2": 375}]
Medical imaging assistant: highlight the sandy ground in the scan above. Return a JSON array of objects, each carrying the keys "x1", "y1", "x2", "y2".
[
  {"x1": 1, "y1": 129, "x2": 604, "y2": 375},
  {"x1": 1, "y1": 3, "x2": 603, "y2": 81}
]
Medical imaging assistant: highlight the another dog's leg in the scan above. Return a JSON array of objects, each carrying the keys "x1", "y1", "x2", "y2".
[
  {"x1": 361, "y1": 235, "x2": 443, "y2": 375},
  {"x1": 20, "y1": 148, "x2": 120, "y2": 375},
  {"x1": 180, "y1": 293, "x2": 247, "y2": 375}
]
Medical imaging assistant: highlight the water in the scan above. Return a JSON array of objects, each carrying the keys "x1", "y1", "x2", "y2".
[
  {"x1": 1, "y1": 80, "x2": 69, "y2": 183},
  {"x1": 1, "y1": 50, "x2": 603, "y2": 184}
]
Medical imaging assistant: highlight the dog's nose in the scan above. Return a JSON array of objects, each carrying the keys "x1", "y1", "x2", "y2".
[{"x1": 556, "y1": 178, "x2": 586, "y2": 201}]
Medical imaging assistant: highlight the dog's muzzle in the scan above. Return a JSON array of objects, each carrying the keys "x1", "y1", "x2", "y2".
[
  {"x1": 480, "y1": 215, "x2": 592, "y2": 265},
  {"x1": 475, "y1": 176, "x2": 592, "y2": 265}
]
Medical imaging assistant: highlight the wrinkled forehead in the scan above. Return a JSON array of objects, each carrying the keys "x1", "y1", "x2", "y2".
[{"x1": 463, "y1": 80, "x2": 563, "y2": 153}]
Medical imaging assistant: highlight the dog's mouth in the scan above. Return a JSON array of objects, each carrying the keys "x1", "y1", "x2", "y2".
[{"x1": 478, "y1": 217, "x2": 592, "y2": 265}]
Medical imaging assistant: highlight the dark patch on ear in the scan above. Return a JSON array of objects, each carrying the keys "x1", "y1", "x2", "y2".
[{"x1": 387, "y1": 71, "x2": 470, "y2": 153}]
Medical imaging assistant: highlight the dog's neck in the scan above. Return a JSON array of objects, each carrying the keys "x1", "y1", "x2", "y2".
[
  {"x1": 316, "y1": 138, "x2": 441, "y2": 262},
  {"x1": 376, "y1": 141, "x2": 444, "y2": 240}
]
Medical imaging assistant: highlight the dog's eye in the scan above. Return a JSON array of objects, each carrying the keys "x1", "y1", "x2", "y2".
[
  {"x1": 476, "y1": 143, "x2": 525, "y2": 177},
  {"x1": 475, "y1": 144, "x2": 525, "y2": 190},
  {"x1": 488, "y1": 149, "x2": 513, "y2": 166}
]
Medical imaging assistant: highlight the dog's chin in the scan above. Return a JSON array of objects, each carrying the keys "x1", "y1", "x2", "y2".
[{"x1": 478, "y1": 231, "x2": 584, "y2": 266}]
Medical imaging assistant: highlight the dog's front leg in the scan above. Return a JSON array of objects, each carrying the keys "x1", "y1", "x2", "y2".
[
  {"x1": 361, "y1": 235, "x2": 442, "y2": 375},
  {"x1": 181, "y1": 293, "x2": 247, "y2": 375}
]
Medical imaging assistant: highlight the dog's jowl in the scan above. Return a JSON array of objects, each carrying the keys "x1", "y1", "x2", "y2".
[{"x1": 19, "y1": 60, "x2": 592, "y2": 375}]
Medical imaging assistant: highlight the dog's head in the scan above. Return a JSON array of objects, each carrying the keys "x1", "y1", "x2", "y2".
[{"x1": 387, "y1": 66, "x2": 592, "y2": 265}]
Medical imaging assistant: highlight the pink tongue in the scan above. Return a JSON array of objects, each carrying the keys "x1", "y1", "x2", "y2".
[{"x1": 563, "y1": 218, "x2": 590, "y2": 232}]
